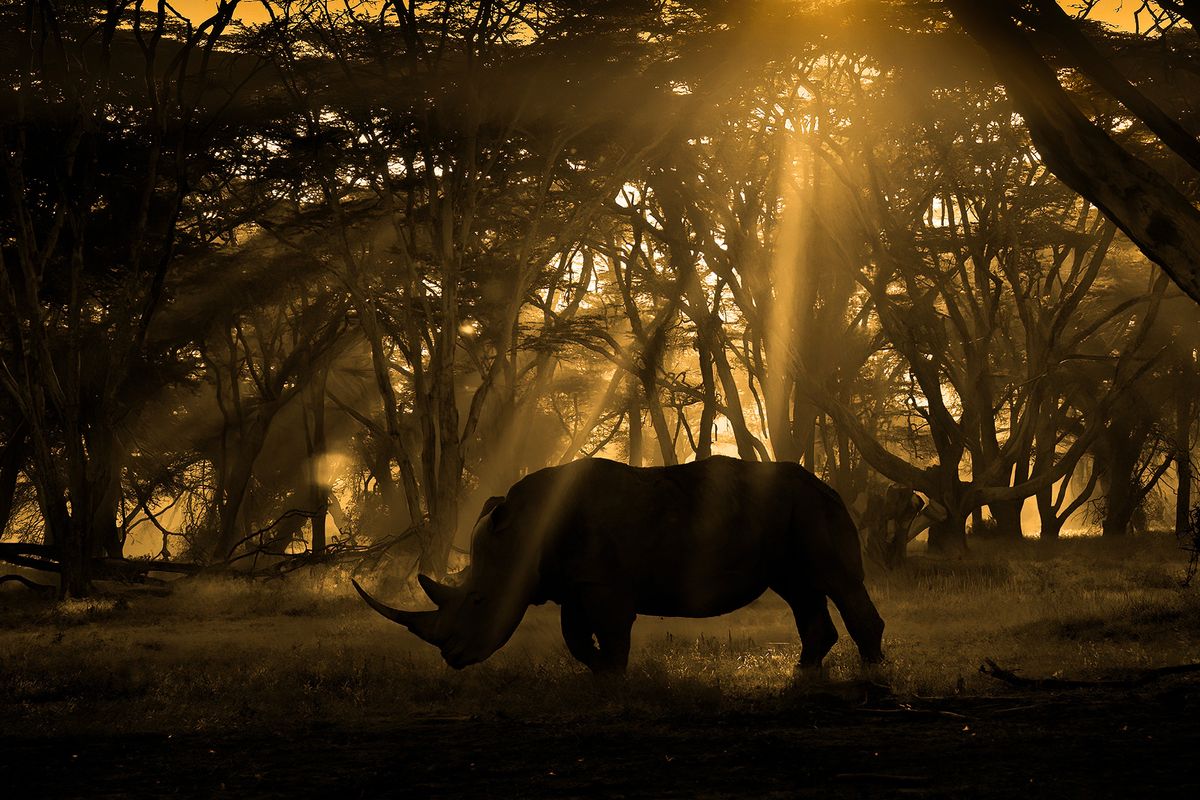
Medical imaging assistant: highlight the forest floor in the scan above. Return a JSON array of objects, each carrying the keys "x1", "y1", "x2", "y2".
[{"x1": 1, "y1": 533, "x2": 1200, "y2": 797}]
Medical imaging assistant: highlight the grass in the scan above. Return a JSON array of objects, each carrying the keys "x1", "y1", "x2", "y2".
[{"x1": 1, "y1": 533, "x2": 1198, "y2": 736}]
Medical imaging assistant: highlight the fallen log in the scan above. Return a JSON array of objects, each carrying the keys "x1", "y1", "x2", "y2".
[{"x1": 0, "y1": 543, "x2": 60, "y2": 573}]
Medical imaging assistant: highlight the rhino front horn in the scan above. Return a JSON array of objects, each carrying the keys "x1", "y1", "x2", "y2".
[
  {"x1": 351, "y1": 579, "x2": 443, "y2": 644},
  {"x1": 418, "y1": 573, "x2": 459, "y2": 607}
]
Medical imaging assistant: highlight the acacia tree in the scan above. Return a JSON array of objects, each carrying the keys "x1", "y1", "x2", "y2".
[
  {"x1": 237, "y1": 1, "x2": 696, "y2": 573},
  {"x1": 0, "y1": 1, "x2": 244, "y2": 595},
  {"x1": 199, "y1": 284, "x2": 348, "y2": 560},
  {"x1": 783, "y1": 23, "x2": 1181, "y2": 553}
]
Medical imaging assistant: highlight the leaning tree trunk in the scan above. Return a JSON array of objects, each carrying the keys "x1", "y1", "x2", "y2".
[{"x1": 711, "y1": 343, "x2": 765, "y2": 461}]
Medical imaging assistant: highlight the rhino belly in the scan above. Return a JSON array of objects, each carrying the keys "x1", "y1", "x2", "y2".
[{"x1": 633, "y1": 569, "x2": 770, "y2": 618}]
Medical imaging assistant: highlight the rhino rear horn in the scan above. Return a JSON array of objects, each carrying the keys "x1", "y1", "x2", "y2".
[
  {"x1": 351, "y1": 579, "x2": 443, "y2": 644},
  {"x1": 418, "y1": 573, "x2": 459, "y2": 607}
]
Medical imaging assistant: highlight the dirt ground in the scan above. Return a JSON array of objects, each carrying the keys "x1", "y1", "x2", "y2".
[{"x1": 4, "y1": 675, "x2": 1199, "y2": 798}]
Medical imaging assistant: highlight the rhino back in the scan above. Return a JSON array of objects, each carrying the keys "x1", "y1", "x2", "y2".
[{"x1": 518, "y1": 457, "x2": 863, "y2": 617}]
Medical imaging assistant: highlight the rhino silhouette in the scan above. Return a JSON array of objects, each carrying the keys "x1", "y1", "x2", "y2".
[{"x1": 353, "y1": 456, "x2": 884, "y2": 674}]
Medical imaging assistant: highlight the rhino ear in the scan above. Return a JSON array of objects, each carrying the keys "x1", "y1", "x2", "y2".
[{"x1": 418, "y1": 573, "x2": 459, "y2": 607}]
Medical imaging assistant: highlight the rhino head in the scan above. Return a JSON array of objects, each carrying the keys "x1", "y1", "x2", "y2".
[{"x1": 351, "y1": 496, "x2": 539, "y2": 669}]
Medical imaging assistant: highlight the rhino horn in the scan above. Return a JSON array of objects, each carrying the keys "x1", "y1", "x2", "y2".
[
  {"x1": 418, "y1": 573, "x2": 460, "y2": 607},
  {"x1": 351, "y1": 579, "x2": 443, "y2": 644}
]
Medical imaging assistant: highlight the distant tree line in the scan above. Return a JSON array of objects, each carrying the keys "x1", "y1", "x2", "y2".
[{"x1": 1, "y1": 0, "x2": 1197, "y2": 596}]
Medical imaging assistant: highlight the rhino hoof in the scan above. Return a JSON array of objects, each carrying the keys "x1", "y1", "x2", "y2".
[{"x1": 793, "y1": 663, "x2": 829, "y2": 683}]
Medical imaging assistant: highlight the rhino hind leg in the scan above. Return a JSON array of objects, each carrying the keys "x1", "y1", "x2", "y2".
[{"x1": 782, "y1": 589, "x2": 840, "y2": 672}]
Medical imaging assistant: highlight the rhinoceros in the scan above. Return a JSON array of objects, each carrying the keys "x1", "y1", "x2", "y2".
[{"x1": 352, "y1": 455, "x2": 884, "y2": 674}]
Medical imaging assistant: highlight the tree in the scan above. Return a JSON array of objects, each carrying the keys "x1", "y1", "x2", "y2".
[
  {"x1": 944, "y1": 0, "x2": 1200, "y2": 303},
  {"x1": 0, "y1": 1, "x2": 245, "y2": 595}
]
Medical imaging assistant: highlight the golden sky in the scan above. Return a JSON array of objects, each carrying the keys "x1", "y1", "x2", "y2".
[
  {"x1": 175, "y1": 0, "x2": 271, "y2": 24},
  {"x1": 170, "y1": 0, "x2": 1153, "y2": 30},
  {"x1": 166, "y1": 0, "x2": 1161, "y2": 30}
]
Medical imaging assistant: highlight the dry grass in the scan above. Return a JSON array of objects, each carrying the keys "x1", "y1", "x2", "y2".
[{"x1": 1, "y1": 533, "x2": 1198, "y2": 736}]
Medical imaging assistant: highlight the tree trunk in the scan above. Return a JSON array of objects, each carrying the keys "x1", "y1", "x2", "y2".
[
  {"x1": 1175, "y1": 382, "x2": 1194, "y2": 538},
  {"x1": 635, "y1": 366, "x2": 677, "y2": 466},
  {"x1": 795, "y1": 400, "x2": 817, "y2": 471},
  {"x1": 1036, "y1": 486, "x2": 1063, "y2": 540},
  {"x1": 58, "y1": 518, "x2": 92, "y2": 599},
  {"x1": 0, "y1": 423, "x2": 28, "y2": 534},
  {"x1": 711, "y1": 343, "x2": 765, "y2": 461},
  {"x1": 212, "y1": 419, "x2": 270, "y2": 560},
  {"x1": 308, "y1": 372, "x2": 329, "y2": 554},
  {"x1": 84, "y1": 425, "x2": 124, "y2": 559},
  {"x1": 628, "y1": 384, "x2": 643, "y2": 467},
  {"x1": 928, "y1": 510, "x2": 969, "y2": 556},
  {"x1": 766, "y1": 373, "x2": 799, "y2": 463},
  {"x1": 1100, "y1": 424, "x2": 1148, "y2": 538},
  {"x1": 930, "y1": 479, "x2": 969, "y2": 555},
  {"x1": 988, "y1": 498, "x2": 1024, "y2": 540},
  {"x1": 696, "y1": 342, "x2": 716, "y2": 460},
  {"x1": 1033, "y1": 419, "x2": 1061, "y2": 540},
  {"x1": 1102, "y1": 487, "x2": 1138, "y2": 537}
]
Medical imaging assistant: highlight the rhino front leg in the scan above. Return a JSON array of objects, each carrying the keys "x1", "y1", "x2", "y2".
[
  {"x1": 829, "y1": 582, "x2": 885, "y2": 665},
  {"x1": 560, "y1": 602, "x2": 599, "y2": 670},
  {"x1": 575, "y1": 584, "x2": 635, "y2": 676}
]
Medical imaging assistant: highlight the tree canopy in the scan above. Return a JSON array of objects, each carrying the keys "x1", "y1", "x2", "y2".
[{"x1": 1, "y1": 0, "x2": 1197, "y2": 595}]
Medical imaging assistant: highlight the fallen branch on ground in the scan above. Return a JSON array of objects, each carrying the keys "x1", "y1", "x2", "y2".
[
  {"x1": 0, "y1": 544, "x2": 61, "y2": 573},
  {"x1": 980, "y1": 658, "x2": 1200, "y2": 689},
  {"x1": 0, "y1": 528, "x2": 423, "y2": 588},
  {"x1": 0, "y1": 574, "x2": 55, "y2": 593}
]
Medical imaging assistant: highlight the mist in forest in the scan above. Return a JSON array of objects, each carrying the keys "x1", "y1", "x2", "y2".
[{"x1": 1, "y1": 1, "x2": 1200, "y2": 796}]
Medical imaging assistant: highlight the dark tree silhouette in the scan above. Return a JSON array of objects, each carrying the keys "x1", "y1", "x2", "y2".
[
  {"x1": 0, "y1": 1, "x2": 245, "y2": 595},
  {"x1": 945, "y1": 0, "x2": 1200, "y2": 303}
]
